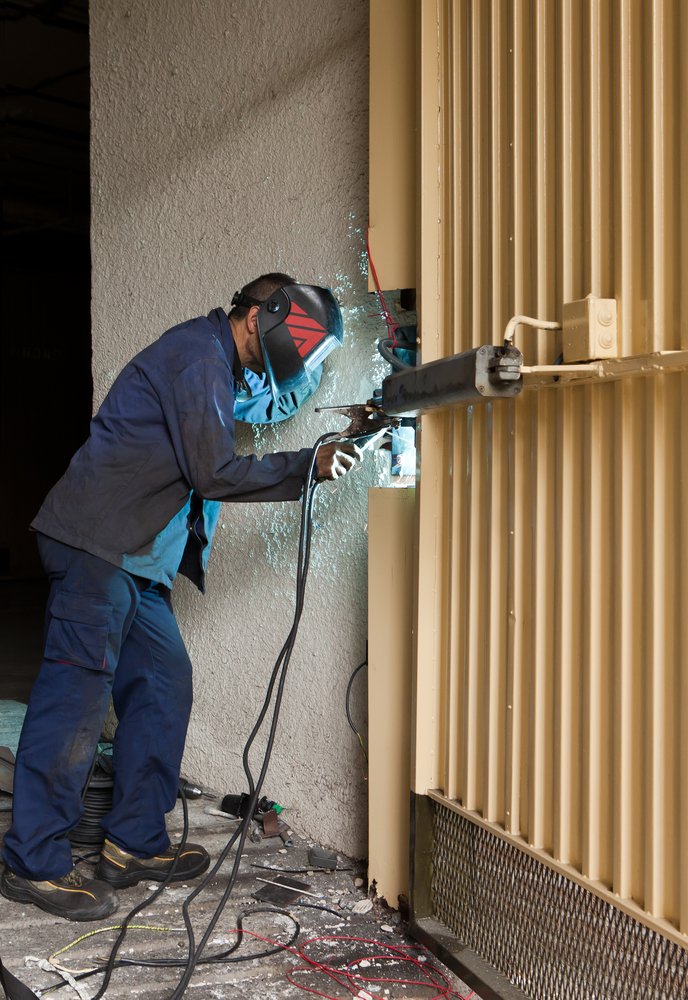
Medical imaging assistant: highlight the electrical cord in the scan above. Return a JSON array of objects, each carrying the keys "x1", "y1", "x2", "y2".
[
  {"x1": 87, "y1": 785, "x2": 191, "y2": 998},
  {"x1": 345, "y1": 658, "x2": 368, "y2": 761},
  {"x1": 251, "y1": 863, "x2": 353, "y2": 874},
  {"x1": 212, "y1": 928, "x2": 475, "y2": 1000},
  {"x1": 289, "y1": 901, "x2": 344, "y2": 920},
  {"x1": 376, "y1": 338, "x2": 415, "y2": 371},
  {"x1": 58, "y1": 431, "x2": 342, "y2": 1000},
  {"x1": 37, "y1": 909, "x2": 301, "y2": 995},
  {"x1": 167, "y1": 432, "x2": 339, "y2": 999}
]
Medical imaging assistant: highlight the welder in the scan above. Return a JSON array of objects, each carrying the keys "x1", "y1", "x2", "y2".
[{"x1": 0, "y1": 273, "x2": 361, "y2": 922}]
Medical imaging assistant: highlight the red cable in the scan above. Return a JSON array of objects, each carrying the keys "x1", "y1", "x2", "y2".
[
  {"x1": 225, "y1": 927, "x2": 475, "y2": 1000},
  {"x1": 366, "y1": 226, "x2": 399, "y2": 349}
]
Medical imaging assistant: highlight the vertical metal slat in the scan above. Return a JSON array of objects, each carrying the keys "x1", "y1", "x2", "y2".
[{"x1": 612, "y1": 380, "x2": 646, "y2": 904}]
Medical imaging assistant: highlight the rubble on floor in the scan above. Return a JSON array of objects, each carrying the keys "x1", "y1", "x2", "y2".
[{"x1": 0, "y1": 795, "x2": 478, "y2": 1000}]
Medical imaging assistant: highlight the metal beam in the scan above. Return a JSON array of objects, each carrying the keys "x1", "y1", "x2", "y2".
[{"x1": 381, "y1": 346, "x2": 523, "y2": 416}]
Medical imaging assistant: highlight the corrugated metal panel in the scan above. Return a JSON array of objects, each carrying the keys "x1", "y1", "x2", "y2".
[{"x1": 413, "y1": 0, "x2": 688, "y2": 944}]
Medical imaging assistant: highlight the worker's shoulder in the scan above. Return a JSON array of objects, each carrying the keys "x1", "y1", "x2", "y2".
[
  {"x1": 163, "y1": 312, "x2": 218, "y2": 340},
  {"x1": 138, "y1": 313, "x2": 227, "y2": 369}
]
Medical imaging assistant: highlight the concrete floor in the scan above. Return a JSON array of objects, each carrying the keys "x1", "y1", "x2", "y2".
[
  {"x1": 0, "y1": 796, "x2": 478, "y2": 1000},
  {"x1": 0, "y1": 581, "x2": 479, "y2": 998}
]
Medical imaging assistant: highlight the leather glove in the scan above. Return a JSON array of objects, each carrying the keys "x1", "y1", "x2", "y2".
[{"x1": 315, "y1": 442, "x2": 363, "y2": 481}]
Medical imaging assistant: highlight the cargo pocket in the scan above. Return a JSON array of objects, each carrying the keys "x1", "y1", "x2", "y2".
[{"x1": 44, "y1": 592, "x2": 112, "y2": 672}]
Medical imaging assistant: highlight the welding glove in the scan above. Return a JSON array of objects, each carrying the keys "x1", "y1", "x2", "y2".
[{"x1": 315, "y1": 442, "x2": 363, "y2": 481}]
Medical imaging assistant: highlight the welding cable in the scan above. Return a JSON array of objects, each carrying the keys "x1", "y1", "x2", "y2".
[
  {"x1": 288, "y1": 901, "x2": 345, "y2": 920},
  {"x1": 377, "y1": 337, "x2": 415, "y2": 371},
  {"x1": 166, "y1": 432, "x2": 339, "y2": 999},
  {"x1": 119, "y1": 908, "x2": 300, "y2": 969},
  {"x1": 345, "y1": 658, "x2": 368, "y2": 761},
  {"x1": 86, "y1": 784, "x2": 192, "y2": 999},
  {"x1": 47, "y1": 924, "x2": 187, "y2": 977},
  {"x1": 250, "y1": 863, "x2": 354, "y2": 874},
  {"x1": 37, "y1": 910, "x2": 301, "y2": 995}
]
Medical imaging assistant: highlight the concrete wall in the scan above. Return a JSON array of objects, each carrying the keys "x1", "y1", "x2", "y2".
[{"x1": 90, "y1": 0, "x2": 388, "y2": 857}]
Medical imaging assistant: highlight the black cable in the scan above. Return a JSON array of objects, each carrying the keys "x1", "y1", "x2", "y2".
[
  {"x1": 290, "y1": 901, "x2": 345, "y2": 920},
  {"x1": 88, "y1": 785, "x2": 191, "y2": 999},
  {"x1": 345, "y1": 659, "x2": 368, "y2": 760},
  {"x1": 377, "y1": 338, "x2": 415, "y2": 371},
  {"x1": 38, "y1": 909, "x2": 301, "y2": 995},
  {"x1": 251, "y1": 863, "x2": 353, "y2": 874},
  {"x1": 168, "y1": 433, "x2": 338, "y2": 999}
]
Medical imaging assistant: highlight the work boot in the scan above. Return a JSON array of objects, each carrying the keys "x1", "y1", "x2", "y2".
[
  {"x1": 95, "y1": 838, "x2": 210, "y2": 888},
  {"x1": 0, "y1": 866, "x2": 118, "y2": 922}
]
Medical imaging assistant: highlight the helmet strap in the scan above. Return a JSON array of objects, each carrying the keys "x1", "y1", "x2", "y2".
[{"x1": 230, "y1": 289, "x2": 262, "y2": 309}]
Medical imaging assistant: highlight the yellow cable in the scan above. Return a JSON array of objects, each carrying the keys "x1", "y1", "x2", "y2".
[{"x1": 48, "y1": 924, "x2": 183, "y2": 975}]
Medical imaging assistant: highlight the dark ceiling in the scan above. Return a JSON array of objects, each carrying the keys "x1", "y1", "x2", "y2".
[{"x1": 2, "y1": 0, "x2": 89, "y2": 243}]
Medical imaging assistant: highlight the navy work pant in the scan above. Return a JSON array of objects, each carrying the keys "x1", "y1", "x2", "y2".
[{"x1": 2, "y1": 535, "x2": 193, "y2": 881}]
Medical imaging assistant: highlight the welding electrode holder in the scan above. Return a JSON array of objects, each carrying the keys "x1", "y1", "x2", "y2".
[{"x1": 313, "y1": 400, "x2": 400, "y2": 444}]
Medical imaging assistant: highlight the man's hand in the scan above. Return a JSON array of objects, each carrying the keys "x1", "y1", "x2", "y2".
[{"x1": 315, "y1": 442, "x2": 363, "y2": 481}]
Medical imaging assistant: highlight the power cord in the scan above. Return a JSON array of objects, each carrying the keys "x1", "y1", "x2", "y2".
[
  {"x1": 345, "y1": 658, "x2": 368, "y2": 761},
  {"x1": 88, "y1": 785, "x2": 192, "y2": 997},
  {"x1": 166, "y1": 431, "x2": 339, "y2": 999},
  {"x1": 38, "y1": 908, "x2": 301, "y2": 995}
]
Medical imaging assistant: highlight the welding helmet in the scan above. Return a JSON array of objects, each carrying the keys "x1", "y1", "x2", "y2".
[{"x1": 231, "y1": 283, "x2": 343, "y2": 403}]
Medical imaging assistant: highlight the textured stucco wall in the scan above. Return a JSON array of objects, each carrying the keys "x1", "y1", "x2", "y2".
[{"x1": 90, "y1": 0, "x2": 387, "y2": 858}]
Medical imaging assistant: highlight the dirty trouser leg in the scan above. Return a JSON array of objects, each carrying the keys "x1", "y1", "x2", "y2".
[
  {"x1": 2, "y1": 535, "x2": 144, "y2": 881},
  {"x1": 102, "y1": 584, "x2": 193, "y2": 858}
]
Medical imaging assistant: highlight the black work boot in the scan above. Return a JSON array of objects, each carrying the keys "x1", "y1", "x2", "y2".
[
  {"x1": 0, "y1": 866, "x2": 118, "y2": 921},
  {"x1": 95, "y1": 838, "x2": 210, "y2": 888}
]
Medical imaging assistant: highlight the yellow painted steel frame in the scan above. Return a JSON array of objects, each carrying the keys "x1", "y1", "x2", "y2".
[
  {"x1": 406, "y1": 0, "x2": 688, "y2": 952},
  {"x1": 367, "y1": 488, "x2": 416, "y2": 905}
]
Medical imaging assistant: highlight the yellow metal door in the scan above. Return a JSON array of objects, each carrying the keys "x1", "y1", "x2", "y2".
[{"x1": 369, "y1": 2, "x2": 688, "y2": 996}]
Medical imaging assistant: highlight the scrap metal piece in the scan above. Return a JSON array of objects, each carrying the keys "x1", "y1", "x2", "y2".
[
  {"x1": 260, "y1": 808, "x2": 281, "y2": 838},
  {"x1": 308, "y1": 846, "x2": 338, "y2": 870},
  {"x1": 253, "y1": 874, "x2": 315, "y2": 906}
]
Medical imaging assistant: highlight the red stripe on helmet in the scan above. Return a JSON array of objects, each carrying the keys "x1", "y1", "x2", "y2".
[
  {"x1": 285, "y1": 315, "x2": 327, "y2": 358},
  {"x1": 286, "y1": 315, "x2": 325, "y2": 330}
]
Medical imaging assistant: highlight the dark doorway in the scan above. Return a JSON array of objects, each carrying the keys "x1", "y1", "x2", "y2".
[{"x1": 1, "y1": 0, "x2": 91, "y2": 701}]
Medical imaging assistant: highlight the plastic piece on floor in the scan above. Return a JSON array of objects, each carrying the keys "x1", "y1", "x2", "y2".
[{"x1": 307, "y1": 846, "x2": 338, "y2": 869}]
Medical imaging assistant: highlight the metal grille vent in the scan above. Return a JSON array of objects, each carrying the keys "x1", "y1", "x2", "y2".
[{"x1": 431, "y1": 803, "x2": 688, "y2": 1000}]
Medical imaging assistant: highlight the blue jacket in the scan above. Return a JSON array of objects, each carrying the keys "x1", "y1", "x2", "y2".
[{"x1": 32, "y1": 308, "x2": 313, "y2": 591}]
